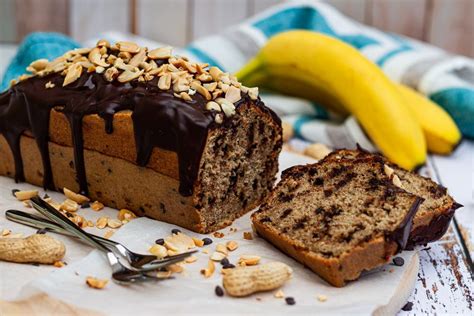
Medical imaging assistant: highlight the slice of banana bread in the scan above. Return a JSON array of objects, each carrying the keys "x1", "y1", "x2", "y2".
[
  {"x1": 251, "y1": 156, "x2": 422, "y2": 287},
  {"x1": 323, "y1": 148, "x2": 462, "y2": 248}
]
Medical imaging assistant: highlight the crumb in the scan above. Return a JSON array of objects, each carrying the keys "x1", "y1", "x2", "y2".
[
  {"x1": 86, "y1": 277, "x2": 108, "y2": 289},
  {"x1": 53, "y1": 261, "x2": 65, "y2": 268},
  {"x1": 274, "y1": 290, "x2": 285, "y2": 298},
  {"x1": 213, "y1": 232, "x2": 224, "y2": 238},
  {"x1": 103, "y1": 230, "x2": 114, "y2": 239},
  {"x1": 243, "y1": 231, "x2": 253, "y2": 240}
]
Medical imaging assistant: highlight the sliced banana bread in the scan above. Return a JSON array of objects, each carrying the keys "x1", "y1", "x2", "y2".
[
  {"x1": 323, "y1": 148, "x2": 462, "y2": 248},
  {"x1": 251, "y1": 156, "x2": 423, "y2": 287},
  {"x1": 0, "y1": 41, "x2": 282, "y2": 233}
]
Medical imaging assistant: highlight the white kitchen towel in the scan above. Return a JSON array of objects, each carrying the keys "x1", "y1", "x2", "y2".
[{"x1": 84, "y1": 0, "x2": 474, "y2": 140}]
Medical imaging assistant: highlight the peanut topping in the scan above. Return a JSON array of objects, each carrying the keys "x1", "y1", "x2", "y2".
[{"x1": 17, "y1": 40, "x2": 258, "y2": 121}]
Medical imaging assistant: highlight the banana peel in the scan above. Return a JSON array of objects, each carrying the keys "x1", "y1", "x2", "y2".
[
  {"x1": 396, "y1": 84, "x2": 461, "y2": 155},
  {"x1": 236, "y1": 30, "x2": 426, "y2": 170}
]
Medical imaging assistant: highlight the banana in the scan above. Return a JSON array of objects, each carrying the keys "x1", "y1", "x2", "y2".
[
  {"x1": 247, "y1": 75, "x2": 461, "y2": 155},
  {"x1": 396, "y1": 84, "x2": 461, "y2": 155},
  {"x1": 236, "y1": 30, "x2": 426, "y2": 170}
]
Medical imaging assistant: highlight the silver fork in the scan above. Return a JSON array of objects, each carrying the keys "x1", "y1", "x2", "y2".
[
  {"x1": 29, "y1": 196, "x2": 187, "y2": 283},
  {"x1": 5, "y1": 209, "x2": 192, "y2": 269}
]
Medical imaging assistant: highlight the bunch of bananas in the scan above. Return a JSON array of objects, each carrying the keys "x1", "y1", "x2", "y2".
[{"x1": 236, "y1": 31, "x2": 461, "y2": 170}]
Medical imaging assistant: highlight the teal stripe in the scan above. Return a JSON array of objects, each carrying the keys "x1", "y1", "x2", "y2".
[
  {"x1": 1, "y1": 32, "x2": 79, "y2": 91},
  {"x1": 429, "y1": 88, "x2": 474, "y2": 139},
  {"x1": 293, "y1": 115, "x2": 314, "y2": 138},
  {"x1": 310, "y1": 101, "x2": 330, "y2": 120},
  {"x1": 377, "y1": 46, "x2": 412, "y2": 66},
  {"x1": 185, "y1": 46, "x2": 225, "y2": 71},
  {"x1": 252, "y1": 7, "x2": 378, "y2": 50}
]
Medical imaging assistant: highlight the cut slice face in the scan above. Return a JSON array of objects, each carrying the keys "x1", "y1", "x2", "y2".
[
  {"x1": 322, "y1": 148, "x2": 461, "y2": 248},
  {"x1": 252, "y1": 155, "x2": 422, "y2": 287}
]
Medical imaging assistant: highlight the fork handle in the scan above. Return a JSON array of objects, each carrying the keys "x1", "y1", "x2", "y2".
[
  {"x1": 30, "y1": 196, "x2": 112, "y2": 253},
  {"x1": 5, "y1": 209, "x2": 120, "y2": 248}
]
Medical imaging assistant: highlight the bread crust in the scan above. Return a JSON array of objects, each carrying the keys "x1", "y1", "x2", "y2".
[
  {"x1": 253, "y1": 218, "x2": 398, "y2": 287},
  {"x1": 43, "y1": 110, "x2": 179, "y2": 180},
  {"x1": 0, "y1": 134, "x2": 266, "y2": 232},
  {"x1": 251, "y1": 153, "x2": 422, "y2": 287},
  {"x1": 0, "y1": 99, "x2": 281, "y2": 233}
]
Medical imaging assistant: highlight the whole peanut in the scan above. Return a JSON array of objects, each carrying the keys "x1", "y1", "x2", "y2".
[
  {"x1": 0, "y1": 234, "x2": 65, "y2": 264},
  {"x1": 223, "y1": 262, "x2": 292, "y2": 297}
]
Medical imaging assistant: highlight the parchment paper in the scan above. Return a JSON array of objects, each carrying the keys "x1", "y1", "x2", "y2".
[{"x1": 0, "y1": 151, "x2": 417, "y2": 315}]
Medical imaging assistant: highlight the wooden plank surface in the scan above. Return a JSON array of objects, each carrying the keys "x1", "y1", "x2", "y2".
[
  {"x1": 0, "y1": 0, "x2": 16, "y2": 42},
  {"x1": 426, "y1": 0, "x2": 474, "y2": 57},
  {"x1": 69, "y1": 0, "x2": 130, "y2": 43},
  {"x1": 430, "y1": 142, "x2": 474, "y2": 258},
  {"x1": 249, "y1": 0, "x2": 283, "y2": 15},
  {"x1": 325, "y1": 0, "x2": 368, "y2": 23},
  {"x1": 14, "y1": 0, "x2": 68, "y2": 42},
  {"x1": 136, "y1": 0, "x2": 190, "y2": 47},
  {"x1": 0, "y1": 294, "x2": 101, "y2": 316},
  {"x1": 368, "y1": 0, "x2": 428, "y2": 40},
  {"x1": 398, "y1": 151, "x2": 474, "y2": 314},
  {"x1": 401, "y1": 232, "x2": 474, "y2": 314},
  {"x1": 191, "y1": 0, "x2": 249, "y2": 40}
]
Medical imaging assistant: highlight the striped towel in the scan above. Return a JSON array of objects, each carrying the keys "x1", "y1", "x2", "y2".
[{"x1": 2, "y1": 0, "x2": 473, "y2": 146}]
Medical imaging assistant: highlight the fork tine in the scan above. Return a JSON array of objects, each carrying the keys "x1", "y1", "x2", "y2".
[
  {"x1": 138, "y1": 250, "x2": 198, "y2": 272},
  {"x1": 149, "y1": 249, "x2": 198, "y2": 265},
  {"x1": 164, "y1": 249, "x2": 198, "y2": 261}
]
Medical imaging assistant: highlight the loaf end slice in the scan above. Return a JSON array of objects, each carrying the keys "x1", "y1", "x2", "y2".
[
  {"x1": 251, "y1": 157, "x2": 422, "y2": 287},
  {"x1": 192, "y1": 100, "x2": 282, "y2": 233},
  {"x1": 323, "y1": 148, "x2": 462, "y2": 248}
]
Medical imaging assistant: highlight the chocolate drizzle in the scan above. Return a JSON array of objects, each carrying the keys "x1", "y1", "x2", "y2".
[
  {"x1": 405, "y1": 202, "x2": 462, "y2": 250},
  {"x1": 386, "y1": 196, "x2": 424, "y2": 251},
  {"x1": 0, "y1": 71, "x2": 268, "y2": 196}
]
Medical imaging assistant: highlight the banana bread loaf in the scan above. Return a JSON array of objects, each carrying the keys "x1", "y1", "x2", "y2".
[
  {"x1": 0, "y1": 40, "x2": 282, "y2": 233},
  {"x1": 252, "y1": 155, "x2": 422, "y2": 287},
  {"x1": 323, "y1": 148, "x2": 462, "y2": 248}
]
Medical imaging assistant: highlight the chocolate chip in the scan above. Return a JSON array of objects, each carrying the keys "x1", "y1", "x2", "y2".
[
  {"x1": 220, "y1": 258, "x2": 229, "y2": 266},
  {"x1": 223, "y1": 263, "x2": 235, "y2": 269},
  {"x1": 285, "y1": 297, "x2": 295, "y2": 305},
  {"x1": 401, "y1": 301, "x2": 413, "y2": 311},
  {"x1": 202, "y1": 238, "x2": 213, "y2": 245},
  {"x1": 43, "y1": 193, "x2": 50, "y2": 199},
  {"x1": 215, "y1": 285, "x2": 224, "y2": 297},
  {"x1": 11, "y1": 189, "x2": 19, "y2": 196},
  {"x1": 155, "y1": 238, "x2": 164, "y2": 245},
  {"x1": 81, "y1": 202, "x2": 90, "y2": 209},
  {"x1": 392, "y1": 257, "x2": 404, "y2": 266},
  {"x1": 171, "y1": 228, "x2": 181, "y2": 234},
  {"x1": 36, "y1": 228, "x2": 48, "y2": 234}
]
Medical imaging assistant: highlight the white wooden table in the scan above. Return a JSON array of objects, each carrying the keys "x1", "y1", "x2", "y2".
[{"x1": 0, "y1": 45, "x2": 472, "y2": 315}]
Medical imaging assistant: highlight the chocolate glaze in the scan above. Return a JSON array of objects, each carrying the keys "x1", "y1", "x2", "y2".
[
  {"x1": 386, "y1": 196, "x2": 424, "y2": 251},
  {"x1": 0, "y1": 72, "x2": 278, "y2": 196},
  {"x1": 405, "y1": 202, "x2": 463, "y2": 250}
]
